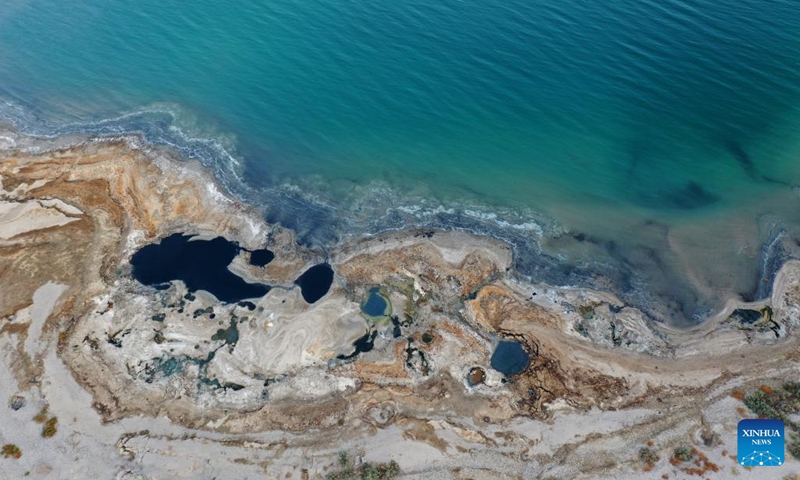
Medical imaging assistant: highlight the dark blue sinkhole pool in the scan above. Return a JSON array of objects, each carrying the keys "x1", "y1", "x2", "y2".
[
  {"x1": 490, "y1": 341, "x2": 529, "y2": 377},
  {"x1": 130, "y1": 233, "x2": 271, "y2": 303},
  {"x1": 249, "y1": 248, "x2": 275, "y2": 267},
  {"x1": 294, "y1": 263, "x2": 334, "y2": 303}
]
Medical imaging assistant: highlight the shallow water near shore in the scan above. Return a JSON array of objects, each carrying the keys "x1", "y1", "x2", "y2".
[{"x1": 1, "y1": 0, "x2": 800, "y2": 324}]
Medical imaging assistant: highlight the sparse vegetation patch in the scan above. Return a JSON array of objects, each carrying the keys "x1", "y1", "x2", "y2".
[
  {"x1": 736, "y1": 381, "x2": 800, "y2": 458},
  {"x1": 1, "y1": 444, "x2": 21, "y2": 459},
  {"x1": 326, "y1": 451, "x2": 400, "y2": 480}
]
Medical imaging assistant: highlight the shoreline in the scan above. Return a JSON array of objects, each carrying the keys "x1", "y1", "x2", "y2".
[
  {"x1": 0, "y1": 97, "x2": 800, "y2": 326},
  {"x1": 0, "y1": 126, "x2": 793, "y2": 343},
  {"x1": 2, "y1": 129, "x2": 800, "y2": 478},
  {"x1": 1, "y1": 127, "x2": 794, "y2": 372},
  {"x1": 3, "y1": 101, "x2": 796, "y2": 326}
]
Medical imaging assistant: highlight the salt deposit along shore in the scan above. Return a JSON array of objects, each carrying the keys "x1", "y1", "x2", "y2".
[{"x1": 2, "y1": 130, "x2": 800, "y2": 479}]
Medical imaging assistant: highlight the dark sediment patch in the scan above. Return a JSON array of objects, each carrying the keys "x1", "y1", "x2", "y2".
[
  {"x1": 665, "y1": 182, "x2": 719, "y2": 210},
  {"x1": 540, "y1": 225, "x2": 700, "y2": 324},
  {"x1": 404, "y1": 337, "x2": 429, "y2": 375},
  {"x1": 570, "y1": 232, "x2": 605, "y2": 245},
  {"x1": 726, "y1": 140, "x2": 756, "y2": 178},
  {"x1": 140, "y1": 349, "x2": 249, "y2": 393},
  {"x1": 490, "y1": 341, "x2": 529, "y2": 377},
  {"x1": 728, "y1": 306, "x2": 779, "y2": 338},
  {"x1": 726, "y1": 140, "x2": 792, "y2": 187},
  {"x1": 211, "y1": 317, "x2": 240, "y2": 345},
  {"x1": 391, "y1": 316, "x2": 402, "y2": 338},
  {"x1": 337, "y1": 330, "x2": 377, "y2": 360},
  {"x1": 625, "y1": 142, "x2": 645, "y2": 179},
  {"x1": 142, "y1": 356, "x2": 185, "y2": 384},
  {"x1": 631, "y1": 181, "x2": 719, "y2": 211},
  {"x1": 729, "y1": 309, "x2": 763, "y2": 324},
  {"x1": 265, "y1": 202, "x2": 342, "y2": 246},
  {"x1": 248, "y1": 248, "x2": 275, "y2": 267},
  {"x1": 294, "y1": 263, "x2": 334, "y2": 303},
  {"x1": 130, "y1": 233, "x2": 270, "y2": 303}
]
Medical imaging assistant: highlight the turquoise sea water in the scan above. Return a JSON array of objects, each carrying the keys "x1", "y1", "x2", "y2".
[{"x1": 1, "y1": 0, "x2": 799, "y2": 323}]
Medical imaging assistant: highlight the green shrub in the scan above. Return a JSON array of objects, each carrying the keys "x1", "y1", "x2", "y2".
[
  {"x1": 42, "y1": 417, "x2": 58, "y2": 438},
  {"x1": 783, "y1": 381, "x2": 800, "y2": 397},
  {"x1": 788, "y1": 435, "x2": 800, "y2": 460},
  {"x1": 33, "y1": 406, "x2": 48, "y2": 423},
  {"x1": 673, "y1": 445, "x2": 694, "y2": 462},
  {"x1": 577, "y1": 305, "x2": 595, "y2": 319},
  {"x1": 575, "y1": 321, "x2": 589, "y2": 337},
  {"x1": 743, "y1": 391, "x2": 779, "y2": 419},
  {"x1": 326, "y1": 452, "x2": 400, "y2": 480},
  {"x1": 638, "y1": 447, "x2": 659, "y2": 463},
  {"x1": 1, "y1": 444, "x2": 21, "y2": 459},
  {"x1": 359, "y1": 461, "x2": 399, "y2": 480}
]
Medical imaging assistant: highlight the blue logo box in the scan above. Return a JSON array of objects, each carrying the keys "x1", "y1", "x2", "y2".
[{"x1": 738, "y1": 419, "x2": 784, "y2": 467}]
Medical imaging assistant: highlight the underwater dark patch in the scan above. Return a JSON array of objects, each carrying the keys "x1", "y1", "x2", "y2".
[
  {"x1": 632, "y1": 181, "x2": 719, "y2": 211},
  {"x1": 725, "y1": 140, "x2": 756, "y2": 177},
  {"x1": 665, "y1": 182, "x2": 719, "y2": 210}
]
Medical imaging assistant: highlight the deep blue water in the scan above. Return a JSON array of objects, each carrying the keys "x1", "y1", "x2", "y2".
[
  {"x1": 491, "y1": 341, "x2": 530, "y2": 377},
  {"x1": 2, "y1": 0, "x2": 799, "y2": 323},
  {"x1": 130, "y1": 233, "x2": 271, "y2": 303},
  {"x1": 362, "y1": 287, "x2": 389, "y2": 317},
  {"x1": 249, "y1": 249, "x2": 275, "y2": 268},
  {"x1": 294, "y1": 263, "x2": 334, "y2": 303}
]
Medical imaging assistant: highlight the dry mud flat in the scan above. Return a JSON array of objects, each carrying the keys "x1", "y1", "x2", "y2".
[{"x1": 1, "y1": 133, "x2": 800, "y2": 479}]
